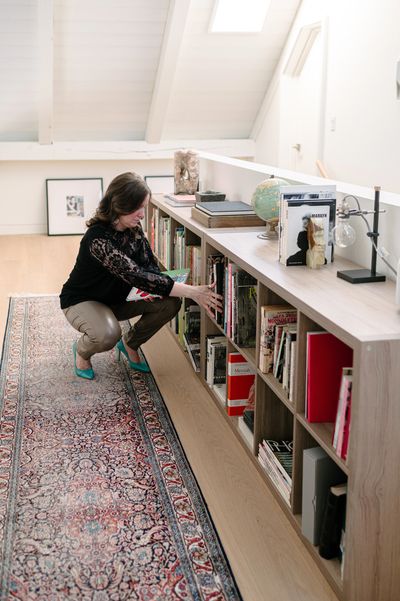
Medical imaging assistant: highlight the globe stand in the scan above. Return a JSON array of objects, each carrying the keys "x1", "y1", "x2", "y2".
[{"x1": 257, "y1": 218, "x2": 279, "y2": 240}]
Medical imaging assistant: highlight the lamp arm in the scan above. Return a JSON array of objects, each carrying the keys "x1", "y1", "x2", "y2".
[
  {"x1": 358, "y1": 211, "x2": 397, "y2": 276},
  {"x1": 338, "y1": 192, "x2": 397, "y2": 277}
]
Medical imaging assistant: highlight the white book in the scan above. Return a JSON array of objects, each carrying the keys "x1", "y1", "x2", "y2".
[
  {"x1": 213, "y1": 382, "x2": 226, "y2": 406},
  {"x1": 238, "y1": 416, "x2": 254, "y2": 451}
]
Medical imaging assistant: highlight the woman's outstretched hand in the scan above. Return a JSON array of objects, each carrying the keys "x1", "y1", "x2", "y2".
[
  {"x1": 170, "y1": 281, "x2": 223, "y2": 318},
  {"x1": 189, "y1": 283, "x2": 223, "y2": 317}
]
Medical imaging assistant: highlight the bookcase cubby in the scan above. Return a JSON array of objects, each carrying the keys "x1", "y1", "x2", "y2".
[{"x1": 146, "y1": 193, "x2": 400, "y2": 601}]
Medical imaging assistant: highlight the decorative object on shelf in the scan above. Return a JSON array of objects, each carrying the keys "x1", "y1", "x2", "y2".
[
  {"x1": 174, "y1": 149, "x2": 199, "y2": 194},
  {"x1": 46, "y1": 177, "x2": 103, "y2": 235},
  {"x1": 251, "y1": 176, "x2": 289, "y2": 239},
  {"x1": 306, "y1": 218, "x2": 326, "y2": 269},
  {"x1": 332, "y1": 186, "x2": 388, "y2": 283},
  {"x1": 195, "y1": 190, "x2": 226, "y2": 203},
  {"x1": 144, "y1": 175, "x2": 174, "y2": 194}
]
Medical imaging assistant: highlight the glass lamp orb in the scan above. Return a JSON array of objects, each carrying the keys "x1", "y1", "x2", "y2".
[{"x1": 332, "y1": 219, "x2": 356, "y2": 248}]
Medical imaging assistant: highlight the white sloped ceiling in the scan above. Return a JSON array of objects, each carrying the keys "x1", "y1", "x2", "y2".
[{"x1": 0, "y1": 0, "x2": 301, "y2": 144}]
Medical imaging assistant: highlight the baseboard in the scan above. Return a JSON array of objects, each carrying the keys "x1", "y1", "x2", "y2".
[{"x1": 0, "y1": 224, "x2": 46, "y2": 235}]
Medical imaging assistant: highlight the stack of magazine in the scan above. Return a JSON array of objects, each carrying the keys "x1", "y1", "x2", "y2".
[
  {"x1": 278, "y1": 185, "x2": 336, "y2": 267},
  {"x1": 164, "y1": 194, "x2": 196, "y2": 207},
  {"x1": 258, "y1": 439, "x2": 293, "y2": 505}
]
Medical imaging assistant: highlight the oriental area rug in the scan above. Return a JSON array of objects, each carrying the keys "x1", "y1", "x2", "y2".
[{"x1": 0, "y1": 296, "x2": 241, "y2": 601}]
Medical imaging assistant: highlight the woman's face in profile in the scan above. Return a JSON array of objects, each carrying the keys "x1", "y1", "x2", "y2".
[{"x1": 115, "y1": 195, "x2": 149, "y2": 230}]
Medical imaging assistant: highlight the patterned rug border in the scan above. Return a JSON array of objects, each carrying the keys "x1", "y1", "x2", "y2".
[
  {"x1": 131, "y1": 354, "x2": 244, "y2": 601},
  {"x1": 0, "y1": 295, "x2": 244, "y2": 600}
]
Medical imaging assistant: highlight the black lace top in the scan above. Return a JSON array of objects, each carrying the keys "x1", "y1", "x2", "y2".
[{"x1": 60, "y1": 223, "x2": 174, "y2": 309}]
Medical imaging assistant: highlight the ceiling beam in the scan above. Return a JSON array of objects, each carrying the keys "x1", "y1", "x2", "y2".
[
  {"x1": 37, "y1": 0, "x2": 54, "y2": 145},
  {"x1": 145, "y1": 0, "x2": 191, "y2": 144},
  {"x1": 0, "y1": 139, "x2": 255, "y2": 161}
]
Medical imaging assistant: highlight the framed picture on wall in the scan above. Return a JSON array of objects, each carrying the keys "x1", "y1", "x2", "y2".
[
  {"x1": 46, "y1": 177, "x2": 103, "y2": 235},
  {"x1": 144, "y1": 175, "x2": 174, "y2": 194}
]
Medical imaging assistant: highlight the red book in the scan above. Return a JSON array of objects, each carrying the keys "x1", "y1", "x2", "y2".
[
  {"x1": 227, "y1": 353, "x2": 255, "y2": 416},
  {"x1": 306, "y1": 332, "x2": 353, "y2": 423}
]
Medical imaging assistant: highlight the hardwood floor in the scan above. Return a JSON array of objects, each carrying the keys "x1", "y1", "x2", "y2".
[{"x1": 0, "y1": 234, "x2": 338, "y2": 601}]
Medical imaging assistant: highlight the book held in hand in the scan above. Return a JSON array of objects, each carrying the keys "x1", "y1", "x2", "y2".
[{"x1": 126, "y1": 268, "x2": 189, "y2": 301}]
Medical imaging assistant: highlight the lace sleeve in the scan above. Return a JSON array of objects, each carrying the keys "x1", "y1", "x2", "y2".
[{"x1": 89, "y1": 237, "x2": 174, "y2": 296}]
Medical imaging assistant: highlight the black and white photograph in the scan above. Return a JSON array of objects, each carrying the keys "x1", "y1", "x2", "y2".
[{"x1": 46, "y1": 178, "x2": 103, "y2": 235}]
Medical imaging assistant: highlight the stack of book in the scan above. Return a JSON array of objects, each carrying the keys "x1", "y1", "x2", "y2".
[
  {"x1": 301, "y1": 447, "x2": 346, "y2": 546},
  {"x1": 191, "y1": 200, "x2": 264, "y2": 228},
  {"x1": 258, "y1": 439, "x2": 293, "y2": 505},
  {"x1": 259, "y1": 305, "x2": 297, "y2": 400},
  {"x1": 164, "y1": 193, "x2": 196, "y2": 207}
]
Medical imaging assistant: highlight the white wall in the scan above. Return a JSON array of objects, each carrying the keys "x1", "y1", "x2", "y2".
[
  {"x1": 0, "y1": 159, "x2": 172, "y2": 235},
  {"x1": 200, "y1": 153, "x2": 400, "y2": 283},
  {"x1": 255, "y1": 0, "x2": 400, "y2": 195}
]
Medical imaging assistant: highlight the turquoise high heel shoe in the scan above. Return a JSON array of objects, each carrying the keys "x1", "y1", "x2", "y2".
[
  {"x1": 73, "y1": 342, "x2": 95, "y2": 380},
  {"x1": 116, "y1": 339, "x2": 150, "y2": 373}
]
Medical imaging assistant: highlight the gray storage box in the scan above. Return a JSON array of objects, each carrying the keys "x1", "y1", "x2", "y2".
[{"x1": 195, "y1": 190, "x2": 226, "y2": 203}]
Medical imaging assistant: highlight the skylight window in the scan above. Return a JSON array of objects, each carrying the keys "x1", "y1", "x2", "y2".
[{"x1": 210, "y1": 0, "x2": 271, "y2": 33}]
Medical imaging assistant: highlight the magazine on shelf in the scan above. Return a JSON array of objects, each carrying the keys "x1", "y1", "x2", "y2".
[
  {"x1": 126, "y1": 268, "x2": 189, "y2": 301},
  {"x1": 164, "y1": 194, "x2": 196, "y2": 207},
  {"x1": 278, "y1": 185, "x2": 336, "y2": 266}
]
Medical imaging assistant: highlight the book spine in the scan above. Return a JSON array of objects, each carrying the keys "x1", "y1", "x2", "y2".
[{"x1": 227, "y1": 353, "x2": 255, "y2": 416}]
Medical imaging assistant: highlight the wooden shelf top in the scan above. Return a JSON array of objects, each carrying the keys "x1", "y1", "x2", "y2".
[
  {"x1": 150, "y1": 195, "x2": 400, "y2": 344},
  {"x1": 205, "y1": 229, "x2": 400, "y2": 345},
  {"x1": 151, "y1": 194, "x2": 264, "y2": 238}
]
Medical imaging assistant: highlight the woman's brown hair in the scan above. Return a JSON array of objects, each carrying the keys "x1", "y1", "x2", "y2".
[{"x1": 86, "y1": 172, "x2": 151, "y2": 227}]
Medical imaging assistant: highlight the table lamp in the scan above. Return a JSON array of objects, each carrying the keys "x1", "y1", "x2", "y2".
[{"x1": 332, "y1": 187, "x2": 386, "y2": 284}]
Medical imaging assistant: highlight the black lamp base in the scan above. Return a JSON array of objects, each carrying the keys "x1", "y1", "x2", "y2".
[{"x1": 337, "y1": 268, "x2": 386, "y2": 284}]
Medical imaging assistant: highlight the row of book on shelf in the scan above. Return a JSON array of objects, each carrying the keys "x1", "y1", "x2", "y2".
[
  {"x1": 207, "y1": 255, "x2": 257, "y2": 347},
  {"x1": 169, "y1": 257, "x2": 353, "y2": 467},
  {"x1": 159, "y1": 183, "x2": 337, "y2": 269},
  {"x1": 202, "y1": 303, "x2": 351, "y2": 568},
  {"x1": 257, "y1": 438, "x2": 346, "y2": 572},
  {"x1": 149, "y1": 209, "x2": 202, "y2": 283}
]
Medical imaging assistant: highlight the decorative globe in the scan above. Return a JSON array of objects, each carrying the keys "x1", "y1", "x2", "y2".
[{"x1": 251, "y1": 177, "x2": 289, "y2": 239}]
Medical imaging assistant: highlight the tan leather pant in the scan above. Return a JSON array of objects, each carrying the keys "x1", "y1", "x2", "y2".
[{"x1": 63, "y1": 297, "x2": 181, "y2": 360}]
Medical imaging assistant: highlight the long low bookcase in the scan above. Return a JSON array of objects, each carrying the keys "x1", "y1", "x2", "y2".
[{"x1": 147, "y1": 194, "x2": 400, "y2": 601}]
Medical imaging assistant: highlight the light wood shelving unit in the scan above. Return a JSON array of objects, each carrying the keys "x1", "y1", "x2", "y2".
[{"x1": 147, "y1": 193, "x2": 400, "y2": 601}]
